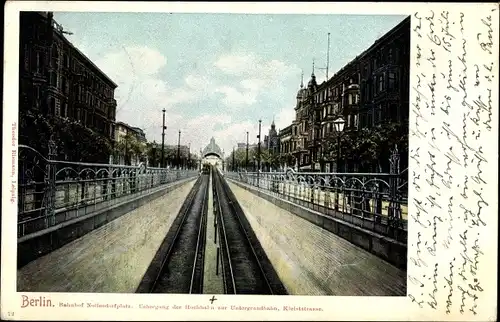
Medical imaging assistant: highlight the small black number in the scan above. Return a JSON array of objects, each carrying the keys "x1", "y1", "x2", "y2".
[{"x1": 8, "y1": 312, "x2": 15, "y2": 317}]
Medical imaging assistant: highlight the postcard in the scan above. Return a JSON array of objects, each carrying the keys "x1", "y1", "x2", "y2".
[{"x1": 2, "y1": 1, "x2": 498, "y2": 321}]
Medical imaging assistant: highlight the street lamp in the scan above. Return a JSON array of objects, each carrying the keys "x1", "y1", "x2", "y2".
[
  {"x1": 177, "y1": 130, "x2": 181, "y2": 169},
  {"x1": 333, "y1": 117, "x2": 345, "y2": 172},
  {"x1": 161, "y1": 109, "x2": 166, "y2": 168},
  {"x1": 232, "y1": 146, "x2": 235, "y2": 172},
  {"x1": 151, "y1": 140, "x2": 157, "y2": 167},
  {"x1": 246, "y1": 131, "x2": 249, "y2": 172},
  {"x1": 333, "y1": 116, "x2": 345, "y2": 211},
  {"x1": 257, "y1": 120, "x2": 262, "y2": 187}
]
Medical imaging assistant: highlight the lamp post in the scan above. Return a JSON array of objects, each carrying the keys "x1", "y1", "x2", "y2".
[
  {"x1": 177, "y1": 130, "x2": 181, "y2": 169},
  {"x1": 333, "y1": 116, "x2": 345, "y2": 211},
  {"x1": 232, "y1": 147, "x2": 235, "y2": 172},
  {"x1": 199, "y1": 148, "x2": 203, "y2": 171},
  {"x1": 161, "y1": 109, "x2": 166, "y2": 168},
  {"x1": 151, "y1": 140, "x2": 157, "y2": 167},
  {"x1": 246, "y1": 131, "x2": 249, "y2": 172},
  {"x1": 333, "y1": 117, "x2": 346, "y2": 172},
  {"x1": 257, "y1": 120, "x2": 262, "y2": 187}
]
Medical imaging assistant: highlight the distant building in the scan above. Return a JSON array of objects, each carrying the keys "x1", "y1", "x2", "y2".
[
  {"x1": 131, "y1": 126, "x2": 147, "y2": 143},
  {"x1": 165, "y1": 145, "x2": 190, "y2": 158},
  {"x1": 263, "y1": 119, "x2": 279, "y2": 155},
  {"x1": 236, "y1": 142, "x2": 257, "y2": 151},
  {"x1": 114, "y1": 121, "x2": 147, "y2": 165},
  {"x1": 278, "y1": 124, "x2": 293, "y2": 154},
  {"x1": 19, "y1": 11, "x2": 118, "y2": 161}
]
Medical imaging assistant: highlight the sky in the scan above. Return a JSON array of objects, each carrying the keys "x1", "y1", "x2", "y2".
[{"x1": 53, "y1": 12, "x2": 407, "y2": 156}]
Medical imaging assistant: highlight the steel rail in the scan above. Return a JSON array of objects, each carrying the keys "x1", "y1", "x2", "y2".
[
  {"x1": 217, "y1": 171, "x2": 274, "y2": 294},
  {"x1": 149, "y1": 176, "x2": 204, "y2": 292},
  {"x1": 213, "y1": 170, "x2": 237, "y2": 294},
  {"x1": 188, "y1": 174, "x2": 209, "y2": 293}
]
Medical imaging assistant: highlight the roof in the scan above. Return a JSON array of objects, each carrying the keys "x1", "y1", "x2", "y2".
[
  {"x1": 316, "y1": 16, "x2": 410, "y2": 91},
  {"x1": 47, "y1": 12, "x2": 118, "y2": 88},
  {"x1": 202, "y1": 137, "x2": 223, "y2": 157},
  {"x1": 116, "y1": 121, "x2": 145, "y2": 134}
]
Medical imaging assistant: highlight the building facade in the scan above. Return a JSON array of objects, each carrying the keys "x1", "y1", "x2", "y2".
[
  {"x1": 19, "y1": 12, "x2": 118, "y2": 157},
  {"x1": 114, "y1": 121, "x2": 148, "y2": 165},
  {"x1": 236, "y1": 142, "x2": 258, "y2": 151},
  {"x1": 287, "y1": 16, "x2": 410, "y2": 172},
  {"x1": 263, "y1": 120, "x2": 280, "y2": 155},
  {"x1": 278, "y1": 124, "x2": 293, "y2": 154},
  {"x1": 278, "y1": 124, "x2": 294, "y2": 169}
]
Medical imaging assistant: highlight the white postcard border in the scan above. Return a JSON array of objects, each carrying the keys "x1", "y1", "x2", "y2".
[{"x1": 2, "y1": 2, "x2": 498, "y2": 321}]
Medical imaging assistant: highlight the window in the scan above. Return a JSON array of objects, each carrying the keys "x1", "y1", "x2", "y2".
[
  {"x1": 390, "y1": 103, "x2": 399, "y2": 121},
  {"x1": 367, "y1": 110, "x2": 373, "y2": 127},
  {"x1": 63, "y1": 53, "x2": 69, "y2": 67},
  {"x1": 388, "y1": 48, "x2": 394, "y2": 63},
  {"x1": 35, "y1": 52, "x2": 42, "y2": 73},
  {"x1": 355, "y1": 93, "x2": 360, "y2": 104},
  {"x1": 375, "y1": 105, "x2": 382, "y2": 124},
  {"x1": 348, "y1": 94, "x2": 353, "y2": 105},
  {"x1": 49, "y1": 72, "x2": 57, "y2": 86},
  {"x1": 354, "y1": 114, "x2": 359, "y2": 129},
  {"x1": 49, "y1": 98, "x2": 56, "y2": 115},
  {"x1": 378, "y1": 74, "x2": 384, "y2": 92},
  {"x1": 388, "y1": 72, "x2": 397, "y2": 90},
  {"x1": 51, "y1": 46, "x2": 59, "y2": 68}
]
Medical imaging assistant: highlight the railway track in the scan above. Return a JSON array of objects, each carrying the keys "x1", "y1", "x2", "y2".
[
  {"x1": 136, "y1": 174, "x2": 209, "y2": 294},
  {"x1": 213, "y1": 169, "x2": 288, "y2": 295}
]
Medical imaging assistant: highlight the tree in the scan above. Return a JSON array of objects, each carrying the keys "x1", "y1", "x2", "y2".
[
  {"x1": 19, "y1": 109, "x2": 112, "y2": 163},
  {"x1": 277, "y1": 152, "x2": 294, "y2": 168},
  {"x1": 260, "y1": 149, "x2": 280, "y2": 171},
  {"x1": 113, "y1": 133, "x2": 146, "y2": 165},
  {"x1": 322, "y1": 122, "x2": 408, "y2": 173}
]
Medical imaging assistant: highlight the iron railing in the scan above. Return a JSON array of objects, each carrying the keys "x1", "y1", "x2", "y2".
[
  {"x1": 225, "y1": 146, "x2": 408, "y2": 243},
  {"x1": 17, "y1": 140, "x2": 198, "y2": 238}
]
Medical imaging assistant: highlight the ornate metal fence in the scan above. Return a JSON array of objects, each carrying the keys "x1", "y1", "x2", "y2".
[
  {"x1": 17, "y1": 141, "x2": 198, "y2": 238},
  {"x1": 225, "y1": 146, "x2": 408, "y2": 242}
]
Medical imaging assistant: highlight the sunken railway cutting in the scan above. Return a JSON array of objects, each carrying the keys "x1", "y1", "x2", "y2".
[
  {"x1": 213, "y1": 169, "x2": 288, "y2": 295},
  {"x1": 136, "y1": 174, "x2": 209, "y2": 294}
]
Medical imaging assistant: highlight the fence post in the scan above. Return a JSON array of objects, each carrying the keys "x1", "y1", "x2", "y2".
[
  {"x1": 334, "y1": 175, "x2": 340, "y2": 212},
  {"x1": 324, "y1": 175, "x2": 330, "y2": 208},
  {"x1": 45, "y1": 137, "x2": 57, "y2": 228},
  {"x1": 388, "y1": 145, "x2": 402, "y2": 236}
]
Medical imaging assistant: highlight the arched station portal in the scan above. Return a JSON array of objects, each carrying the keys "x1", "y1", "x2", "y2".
[{"x1": 201, "y1": 137, "x2": 224, "y2": 171}]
